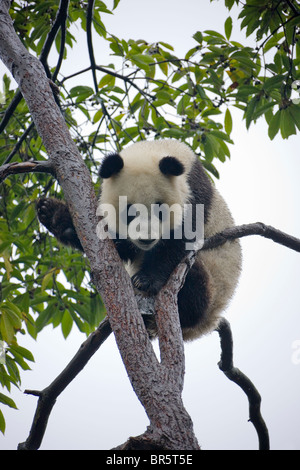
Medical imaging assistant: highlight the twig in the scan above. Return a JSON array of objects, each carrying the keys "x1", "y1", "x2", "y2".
[
  {"x1": 86, "y1": 0, "x2": 98, "y2": 93},
  {"x1": 52, "y1": 2, "x2": 69, "y2": 82},
  {"x1": 0, "y1": 90, "x2": 22, "y2": 134},
  {"x1": 3, "y1": 122, "x2": 35, "y2": 164},
  {"x1": 39, "y1": 0, "x2": 70, "y2": 77},
  {"x1": 86, "y1": 0, "x2": 121, "y2": 151},
  {"x1": 216, "y1": 318, "x2": 270, "y2": 450}
]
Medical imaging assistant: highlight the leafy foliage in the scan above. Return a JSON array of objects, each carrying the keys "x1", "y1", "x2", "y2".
[{"x1": 0, "y1": 0, "x2": 300, "y2": 432}]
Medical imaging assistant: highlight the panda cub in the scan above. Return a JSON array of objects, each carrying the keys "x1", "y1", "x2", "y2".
[{"x1": 37, "y1": 140, "x2": 241, "y2": 341}]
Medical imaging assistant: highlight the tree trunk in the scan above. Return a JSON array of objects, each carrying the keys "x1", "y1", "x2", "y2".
[{"x1": 0, "y1": 0, "x2": 199, "y2": 450}]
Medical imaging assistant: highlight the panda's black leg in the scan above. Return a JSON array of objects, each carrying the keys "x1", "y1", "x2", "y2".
[
  {"x1": 36, "y1": 198, "x2": 83, "y2": 251},
  {"x1": 177, "y1": 259, "x2": 210, "y2": 330}
]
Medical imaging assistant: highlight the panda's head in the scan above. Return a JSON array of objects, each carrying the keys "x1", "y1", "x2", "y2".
[{"x1": 97, "y1": 140, "x2": 196, "y2": 251}]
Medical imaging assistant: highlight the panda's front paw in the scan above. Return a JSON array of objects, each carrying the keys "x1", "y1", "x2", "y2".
[
  {"x1": 36, "y1": 198, "x2": 56, "y2": 228},
  {"x1": 131, "y1": 272, "x2": 163, "y2": 296}
]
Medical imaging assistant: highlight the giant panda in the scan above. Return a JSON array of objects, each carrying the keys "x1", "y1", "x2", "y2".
[{"x1": 37, "y1": 139, "x2": 241, "y2": 341}]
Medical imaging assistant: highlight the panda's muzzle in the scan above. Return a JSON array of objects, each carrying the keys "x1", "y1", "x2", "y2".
[
  {"x1": 134, "y1": 238, "x2": 158, "y2": 251},
  {"x1": 139, "y1": 238, "x2": 156, "y2": 246}
]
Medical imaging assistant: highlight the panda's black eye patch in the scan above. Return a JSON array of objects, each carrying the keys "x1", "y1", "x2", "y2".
[{"x1": 159, "y1": 156, "x2": 184, "y2": 176}]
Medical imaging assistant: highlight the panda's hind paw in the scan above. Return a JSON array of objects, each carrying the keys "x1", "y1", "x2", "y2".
[{"x1": 131, "y1": 272, "x2": 162, "y2": 296}]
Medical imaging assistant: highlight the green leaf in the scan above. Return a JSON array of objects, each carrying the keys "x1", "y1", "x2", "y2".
[
  {"x1": 209, "y1": 130, "x2": 233, "y2": 144},
  {"x1": 69, "y1": 86, "x2": 94, "y2": 101},
  {"x1": 131, "y1": 54, "x2": 153, "y2": 70},
  {"x1": 36, "y1": 303, "x2": 55, "y2": 332},
  {"x1": 5, "y1": 354, "x2": 20, "y2": 384},
  {"x1": 0, "y1": 409, "x2": 5, "y2": 435},
  {"x1": 201, "y1": 159, "x2": 220, "y2": 178},
  {"x1": 288, "y1": 105, "x2": 300, "y2": 131},
  {"x1": 177, "y1": 94, "x2": 191, "y2": 115},
  {"x1": 159, "y1": 41, "x2": 174, "y2": 51},
  {"x1": 9, "y1": 344, "x2": 34, "y2": 363},
  {"x1": 224, "y1": 16, "x2": 233, "y2": 40},
  {"x1": 0, "y1": 302, "x2": 22, "y2": 343},
  {"x1": 263, "y1": 74, "x2": 285, "y2": 92},
  {"x1": 263, "y1": 31, "x2": 285, "y2": 53},
  {"x1": 268, "y1": 109, "x2": 281, "y2": 140},
  {"x1": 202, "y1": 108, "x2": 222, "y2": 117},
  {"x1": 204, "y1": 30, "x2": 226, "y2": 40},
  {"x1": 203, "y1": 135, "x2": 215, "y2": 161},
  {"x1": 0, "y1": 392, "x2": 17, "y2": 409},
  {"x1": 93, "y1": 18, "x2": 107, "y2": 38},
  {"x1": 245, "y1": 96, "x2": 259, "y2": 129},
  {"x1": 61, "y1": 309, "x2": 73, "y2": 339},
  {"x1": 99, "y1": 74, "x2": 115, "y2": 88},
  {"x1": 193, "y1": 31, "x2": 203, "y2": 44},
  {"x1": 224, "y1": 0, "x2": 236, "y2": 10},
  {"x1": 224, "y1": 108, "x2": 233, "y2": 135},
  {"x1": 280, "y1": 107, "x2": 297, "y2": 139},
  {"x1": 109, "y1": 41, "x2": 124, "y2": 56},
  {"x1": 163, "y1": 128, "x2": 186, "y2": 139}
]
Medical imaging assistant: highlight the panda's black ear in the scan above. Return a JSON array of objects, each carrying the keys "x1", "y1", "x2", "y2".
[
  {"x1": 159, "y1": 156, "x2": 185, "y2": 176},
  {"x1": 99, "y1": 153, "x2": 124, "y2": 179}
]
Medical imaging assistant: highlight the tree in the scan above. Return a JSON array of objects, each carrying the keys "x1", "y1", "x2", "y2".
[{"x1": 0, "y1": 0, "x2": 299, "y2": 449}]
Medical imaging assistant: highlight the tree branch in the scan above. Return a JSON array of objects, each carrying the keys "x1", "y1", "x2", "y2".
[
  {"x1": 202, "y1": 222, "x2": 300, "y2": 253},
  {"x1": 216, "y1": 318, "x2": 270, "y2": 450},
  {"x1": 155, "y1": 252, "x2": 195, "y2": 375},
  {"x1": 11, "y1": 216, "x2": 299, "y2": 449},
  {"x1": 0, "y1": 160, "x2": 55, "y2": 181}
]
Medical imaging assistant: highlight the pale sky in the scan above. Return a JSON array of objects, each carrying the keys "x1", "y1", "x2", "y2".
[{"x1": 1, "y1": 0, "x2": 300, "y2": 450}]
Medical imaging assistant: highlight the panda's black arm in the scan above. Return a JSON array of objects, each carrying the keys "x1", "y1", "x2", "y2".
[
  {"x1": 113, "y1": 238, "x2": 139, "y2": 262},
  {"x1": 131, "y1": 238, "x2": 188, "y2": 295},
  {"x1": 36, "y1": 198, "x2": 83, "y2": 251}
]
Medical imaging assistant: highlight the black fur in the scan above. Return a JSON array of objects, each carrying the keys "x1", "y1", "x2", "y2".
[
  {"x1": 36, "y1": 198, "x2": 83, "y2": 251},
  {"x1": 159, "y1": 156, "x2": 185, "y2": 176},
  {"x1": 99, "y1": 153, "x2": 124, "y2": 179},
  {"x1": 188, "y1": 159, "x2": 213, "y2": 224}
]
